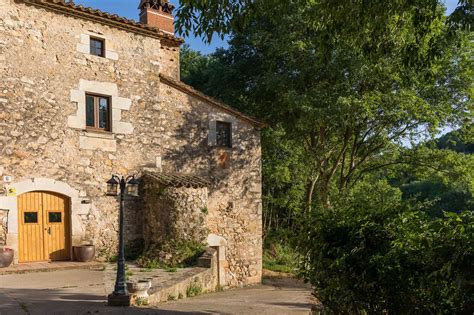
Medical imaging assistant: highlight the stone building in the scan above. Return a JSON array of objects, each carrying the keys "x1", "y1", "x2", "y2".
[{"x1": 0, "y1": 0, "x2": 263, "y2": 287}]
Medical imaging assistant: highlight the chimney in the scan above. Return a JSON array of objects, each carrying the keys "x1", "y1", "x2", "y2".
[{"x1": 139, "y1": 0, "x2": 175, "y2": 35}]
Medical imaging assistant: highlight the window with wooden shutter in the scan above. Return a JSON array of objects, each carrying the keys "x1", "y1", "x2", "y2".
[{"x1": 216, "y1": 121, "x2": 232, "y2": 148}]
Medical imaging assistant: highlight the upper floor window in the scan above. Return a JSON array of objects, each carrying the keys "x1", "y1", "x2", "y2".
[
  {"x1": 216, "y1": 121, "x2": 232, "y2": 148},
  {"x1": 90, "y1": 37, "x2": 105, "y2": 57},
  {"x1": 86, "y1": 94, "x2": 111, "y2": 132}
]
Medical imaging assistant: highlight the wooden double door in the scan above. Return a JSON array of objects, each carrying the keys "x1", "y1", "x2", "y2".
[{"x1": 18, "y1": 191, "x2": 71, "y2": 262}]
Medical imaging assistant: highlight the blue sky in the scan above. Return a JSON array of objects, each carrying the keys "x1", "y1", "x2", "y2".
[{"x1": 75, "y1": 0, "x2": 459, "y2": 54}]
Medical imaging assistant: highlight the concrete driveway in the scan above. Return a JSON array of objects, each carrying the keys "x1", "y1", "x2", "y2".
[{"x1": 0, "y1": 270, "x2": 316, "y2": 315}]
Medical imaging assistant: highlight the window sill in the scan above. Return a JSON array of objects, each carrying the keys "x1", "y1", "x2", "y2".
[
  {"x1": 214, "y1": 146, "x2": 233, "y2": 151},
  {"x1": 83, "y1": 129, "x2": 115, "y2": 140}
]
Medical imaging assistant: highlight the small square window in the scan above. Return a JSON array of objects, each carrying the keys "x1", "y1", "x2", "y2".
[
  {"x1": 48, "y1": 212, "x2": 62, "y2": 223},
  {"x1": 216, "y1": 121, "x2": 232, "y2": 148},
  {"x1": 90, "y1": 37, "x2": 105, "y2": 57},
  {"x1": 24, "y1": 212, "x2": 38, "y2": 223},
  {"x1": 85, "y1": 94, "x2": 111, "y2": 132}
]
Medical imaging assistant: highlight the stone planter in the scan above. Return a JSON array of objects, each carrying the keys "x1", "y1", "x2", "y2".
[
  {"x1": 127, "y1": 280, "x2": 151, "y2": 305},
  {"x1": 0, "y1": 248, "x2": 14, "y2": 268},
  {"x1": 73, "y1": 245, "x2": 95, "y2": 262}
]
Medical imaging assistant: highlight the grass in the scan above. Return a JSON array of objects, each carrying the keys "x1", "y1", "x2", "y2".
[{"x1": 125, "y1": 270, "x2": 134, "y2": 280}]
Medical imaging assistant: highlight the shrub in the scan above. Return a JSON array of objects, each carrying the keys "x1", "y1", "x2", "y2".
[
  {"x1": 136, "y1": 240, "x2": 205, "y2": 269},
  {"x1": 263, "y1": 231, "x2": 299, "y2": 273},
  {"x1": 300, "y1": 181, "x2": 473, "y2": 314},
  {"x1": 186, "y1": 279, "x2": 203, "y2": 297}
]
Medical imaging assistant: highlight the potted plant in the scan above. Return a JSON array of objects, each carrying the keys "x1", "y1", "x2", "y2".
[
  {"x1": 0, "y1": 247, "x2": 14, "y2": 268},
  {"x1": 73, "y1": 244, "x2": 96, "y2": 262}
]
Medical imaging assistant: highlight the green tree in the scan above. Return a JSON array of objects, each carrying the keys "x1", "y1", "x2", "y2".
[{"x1": 180, "y1": 1, "x2": 472, "y2": 208}]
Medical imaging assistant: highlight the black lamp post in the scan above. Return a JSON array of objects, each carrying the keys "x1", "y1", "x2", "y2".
[{"x1": 106, "y1": 175, "x2": 139, "y2": 307}]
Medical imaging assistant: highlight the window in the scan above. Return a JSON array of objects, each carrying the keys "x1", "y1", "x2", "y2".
[
  {"x1": 48, "y1": 212, "x2": 62, "y2": 223},
  {"x1": 216, "y1": 121, "x2": 232, "y2": 148},
  {"x1": 90, "y1": 37, "x2": 105, "y2": 57},
  {"x1": 86, "y1": 94, "x2": 111, "y2": 131},
  {"x1": 24, "y1": 212, "x2": 38, "y2": 224}
]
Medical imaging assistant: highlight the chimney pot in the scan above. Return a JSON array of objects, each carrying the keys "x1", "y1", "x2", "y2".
[{"x1": 139, "y1": 0, "x2": 175, "y2": 34}]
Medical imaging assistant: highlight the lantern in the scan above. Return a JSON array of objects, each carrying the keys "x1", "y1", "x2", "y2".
[
  {"x1": 106, "y1": 176, "x2": 119, "y2": 196},
  {"x1": 126, "y1": 177, "x2": 139, "y2": 197}
]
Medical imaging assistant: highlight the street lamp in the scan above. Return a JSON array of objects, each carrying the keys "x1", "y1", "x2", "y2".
[{"x1": 106, "y1": 174, "x2": 139, "y2": 307}]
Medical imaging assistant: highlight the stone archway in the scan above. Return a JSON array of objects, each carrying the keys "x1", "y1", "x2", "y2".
[{"x1": 0, "y1": 178, "x2": 82, "y2": 264}]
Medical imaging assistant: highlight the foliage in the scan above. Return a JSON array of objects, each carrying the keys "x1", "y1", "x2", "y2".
[
  {"x1": 178, "y1": 2, "x2": 474, "y2": 313},
  {"x1": 136, "y1": 240, "x2": 205, "y2": 269},
  {"x1": 181, "y1": 1, "x2": 472, "y2": 209},
  {"x1": 300, "y1": 181, "x2": 474, "y2": 314},
  {"x1": 186, "y1": 279, "x2": 203, "y2": 298},
  {"x1": 176, "y1": 0, "x2": 473, "y2": 43},
  {"x1": 263, "y1": 230, "x2": 300, "y2": 274},
  {"x1": 400, "y1": 180, "x2": 473, "y2": 216},
  {"x1": 434, "y1": 128, "x2": 474, "y2": 154}
]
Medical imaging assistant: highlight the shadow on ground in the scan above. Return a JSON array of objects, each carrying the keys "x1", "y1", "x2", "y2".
[{"x1": 0, "y1": 288, "x2": 214, "y2": 315}]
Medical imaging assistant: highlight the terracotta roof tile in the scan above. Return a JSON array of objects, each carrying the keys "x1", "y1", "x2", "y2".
[
  {"x1": 21, "y1": 0, "x2": 184, "y2": 45},
  {"x1": 159, "y1": 74, "x2": 266, "y2": 129}
]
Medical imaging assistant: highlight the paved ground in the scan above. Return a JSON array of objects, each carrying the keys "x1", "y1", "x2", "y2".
[{"x1": 0, "y1": 269, "x2": 315, "y2": 315}]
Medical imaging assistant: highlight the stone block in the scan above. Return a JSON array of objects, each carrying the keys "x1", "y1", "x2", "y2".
[
  {"x1": 112, "y1": 121, "x2": 134, "y2": 134},
  {"x1": 106, "y1": 50, "x2": 119, "y2": 61},
  {"x1": 79, "y1": 34, "x2": 90, "y2": 45},
  {"x1": 112, "y1": 96, "x2": 132, "y2": 110},
  {"x1": 79, "y1": 135, "x2": 117, "y2": 152},
  {"x1": 79, "y1": 80, "x2": 118, "y2": 96},
  {"x1": 76, "y1": 43, "x2": 89, "y2": 55}
]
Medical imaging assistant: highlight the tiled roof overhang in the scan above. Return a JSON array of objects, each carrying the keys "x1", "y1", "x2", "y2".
[
  {"x1": 159, "y1": 74, "x2": 267, "y2": 129},
  {"x1": 20, "y1": 0, "x2": 184, "y2": 46},
  {"x1": 144, "y1": 170, "x2": 211, "y2": 188}
]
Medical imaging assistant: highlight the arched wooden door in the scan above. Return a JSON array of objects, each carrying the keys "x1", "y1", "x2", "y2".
[{"x1": 18, "y1": 191, "x2": 71, "y2": 262}]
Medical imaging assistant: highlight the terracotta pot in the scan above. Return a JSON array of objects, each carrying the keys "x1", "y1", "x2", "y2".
[
  {"x1": 0, "y1": 248, "x2": 14, "y2": 268},
  {"x1": 73, "y1": 245, "x2": 95, "y2": 262}
]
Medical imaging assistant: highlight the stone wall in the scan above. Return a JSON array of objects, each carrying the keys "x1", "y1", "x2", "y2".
[
  {"x1": 143, "y1": 182, "x2": 208, "y2": 247},
  {"x1": 0, "y1": 209, "x2": 7, "y2": 246},
  {"x1": 0, "y1": 0, "x2": 262, "y2": 286}
]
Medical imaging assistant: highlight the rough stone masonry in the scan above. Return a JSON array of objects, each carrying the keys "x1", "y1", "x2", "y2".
[{"x1": 0, "y1": 0, "x2": 263, "y2": 287}]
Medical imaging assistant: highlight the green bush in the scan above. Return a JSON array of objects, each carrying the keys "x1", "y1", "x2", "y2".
[
  {"x1": 300, "y1": 181, "x2": 473, "y2": 314},
  {"x1": 136, "y1": 240, "x2": 205, "y2": 269},
  {"x1": 263, "y1": 231, "x2": 299, "y2": 273}
]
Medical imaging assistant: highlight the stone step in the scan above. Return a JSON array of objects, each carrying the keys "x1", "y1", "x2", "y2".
[{"x1": 0, "y1": 261, "x2": 104, "y2": 275}]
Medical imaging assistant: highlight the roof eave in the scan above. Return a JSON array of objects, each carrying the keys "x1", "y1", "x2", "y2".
[
  {"x1": 159, "y1": 74, "x2": 267, "y2": 129},
  {"x1": 21, "y1": 0, "x2": 184, "y2": 45}
]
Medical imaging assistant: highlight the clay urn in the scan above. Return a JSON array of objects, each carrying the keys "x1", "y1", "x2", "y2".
[
  {"x1": 73, "y1": 244, "x2": 96, "y2": 262},
  {"x1": 0, "y1": 248, "x2": 14, "y2": 268}
]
